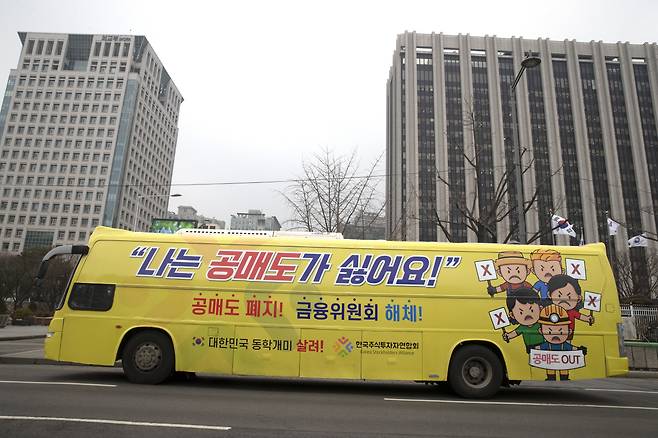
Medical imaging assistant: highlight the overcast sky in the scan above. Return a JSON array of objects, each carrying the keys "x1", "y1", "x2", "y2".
[{"x1": 1, "y1": 0, "x2": 657, "y2": 227}]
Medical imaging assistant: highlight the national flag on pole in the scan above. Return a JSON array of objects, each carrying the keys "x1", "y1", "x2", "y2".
[
  {"x1": 628, "y1": 234, "x2": 648, "y2": 248},
  {"x1": 551, "y1": 214, "x2": 577, "y2": 238},
  {"x1": 607, "y1": 217, "x2": 620, "y2": 236}
]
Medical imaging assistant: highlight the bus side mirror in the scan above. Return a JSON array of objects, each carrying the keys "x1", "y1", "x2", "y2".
[{"x1": 36, "y1": 260, "x2": 49, "y2": 281}]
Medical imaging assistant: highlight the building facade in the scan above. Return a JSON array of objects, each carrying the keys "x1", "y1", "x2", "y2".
[
  {"x1": 230, "y1": 209, "x2": 280, "y2": 231},
  {"x1": 0, "y1": 32, "x2": 182, "y2": 253},
  {"x1": 386, "y1": 32, "x2": 658, "y2": 260},
  {"x1": 172, "y1": 205, "x2": 226, "y2": 229},
  {"x1": 342, "y1": 211, "x2": 386, "y2": 240}
]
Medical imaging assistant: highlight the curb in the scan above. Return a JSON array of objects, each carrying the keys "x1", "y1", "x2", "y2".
[
  {"x1": 0, "y1": 357, "x2": 120, "y2": 367},
  {"x1": 0, "y1": 357, "x2": 62, "y2": 365},
  {"x1": 625, "y1": 370, "x2": 658, "y2": 379},
  {"x1": 0, "y1": 335, "x2": 46, "y2": 342}
]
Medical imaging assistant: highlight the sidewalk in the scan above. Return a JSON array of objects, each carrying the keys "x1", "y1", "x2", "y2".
[
  {"x1": 0, "y1": 325, "x2": 47, "y2": 341},
  {"x1": 0, "y1": 325, "x2": 49, "y2": 365}
]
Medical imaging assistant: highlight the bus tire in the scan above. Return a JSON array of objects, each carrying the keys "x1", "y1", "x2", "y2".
[
  {"x1": 122, "y1": 330, "x2": 174, "y2": 384},
  {"x1": 448, "y1": 345, "x2": 503, "y2": 399}
]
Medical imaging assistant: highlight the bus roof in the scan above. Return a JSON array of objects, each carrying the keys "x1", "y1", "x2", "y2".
[{"x1": 87, "y1": 226, "x2": 608, "y2": 256}]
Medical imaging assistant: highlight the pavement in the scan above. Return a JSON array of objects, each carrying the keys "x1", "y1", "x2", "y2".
[
  {"x1": 0, "y1": 325, "x2": 47, "y2": 341},
  {"x1": 2, "y1": 365, "x2": 655, "y2": 438},
  {"x1": 0, "y1": 325, "x2": 49, "y2": 365},
  {"x1": 1, "y1": 325, "x2": 658, "y2": 378}
]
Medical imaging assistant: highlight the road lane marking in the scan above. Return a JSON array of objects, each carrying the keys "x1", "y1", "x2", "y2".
[
  {"x1": 0, "y1": 416, "x2": 231, "y2": 431},
  {"x1": 0, "y1": 349, "x2": 43, "y2": 357},
  {"x1": 0, "y1": 380, "x2": 116, "y2": 388},
  {"x1": 583, "y1": 388, "x2": 658, "y2": 395},
  {"x1": 384, "y1": 398, "x2": 658, "y2": 411},
  {"x1": 530, "y1": 386, "x2": 658, "y2": 395}
]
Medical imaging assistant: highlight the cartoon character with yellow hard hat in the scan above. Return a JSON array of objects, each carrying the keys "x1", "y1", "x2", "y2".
[
  {"x1": 487, "y1": 251, "x2": 533, "y2": 297},
  {"x1": 547, "y1": 274, "x2": 594, "y2": 340},
  {"x1": 537, "y1": 304, "x2": 588, "y2": 381}
]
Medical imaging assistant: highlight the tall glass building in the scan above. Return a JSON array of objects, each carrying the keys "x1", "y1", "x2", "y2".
[
  {"x1": 0, "y1": 32, "x2": 183, "y2": 253},
  {"x1": 386, "y1": 32, "x2": 658, "y2": 281}
]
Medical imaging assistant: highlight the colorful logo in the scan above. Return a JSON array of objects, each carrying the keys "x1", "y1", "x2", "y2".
[
  {"x1": 192, "y1": 336, "x2": 205, "y2": 347},
  {"x1": 333, "y1": 336, "x2": 354, "y2": 357}
]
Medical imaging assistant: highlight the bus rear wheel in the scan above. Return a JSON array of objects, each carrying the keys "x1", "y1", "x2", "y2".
[
  {"x1": 448, "y1": 345, "x2": 503, "y2": 399},
  {"x1": 122, "y1": 330, "x2": 174, "y2": 384}
]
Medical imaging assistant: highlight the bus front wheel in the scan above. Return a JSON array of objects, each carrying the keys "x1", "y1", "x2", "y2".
[
  {"x1": 122, "y1": 330, "x2": 174, "y2": 384},
  {"x1": 448, "y1": 345, "x2": 503, "y2": 399}
]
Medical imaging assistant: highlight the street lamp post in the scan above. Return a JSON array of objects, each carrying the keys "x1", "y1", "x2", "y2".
[
  {"x1": 510, "y1": 54, "x2": 541, "y2": 244},
  {"x1": 133, "y1": 193, "x2": 182, "y2": 231}
]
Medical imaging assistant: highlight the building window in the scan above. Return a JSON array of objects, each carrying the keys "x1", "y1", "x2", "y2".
[
  {"x1": 633, "y1": 63, "x2": 658, "y2": 235},
  {"x1": 553, "y1": 60, "x2": 583, "y2": 244},
  {"x1": 579, "y1": 61, "x2": 611, "y2": 243},
  {"x1": 23, "y1": 230, "x2": 54, "y2": 250}
]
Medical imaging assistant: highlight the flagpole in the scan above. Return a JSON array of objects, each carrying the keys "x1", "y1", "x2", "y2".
[
  {"x1": 550, "y1": 210, "x2": 556, "y2": 246},
  {"x1": 604, "y1": 210, "x2": 610, "y2": 261}
]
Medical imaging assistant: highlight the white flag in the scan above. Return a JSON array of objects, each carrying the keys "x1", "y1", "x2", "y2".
[
  {"x1": 551, "y1": 214, "x2": 577, "y2": 238},
  {"x1": 628, "y1": 234, "x2": 648, "y2": 248},
  {"x1": 607, "y1": 218, "x2": 620, "y2": 236}
]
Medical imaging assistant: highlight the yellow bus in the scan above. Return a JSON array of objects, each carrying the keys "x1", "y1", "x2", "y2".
[{"x1": 37, "y1": 227, "x2": 628, "y2": 398}]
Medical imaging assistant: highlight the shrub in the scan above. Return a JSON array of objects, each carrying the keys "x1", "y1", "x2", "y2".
[{"x1": 13, "y1": 307, "x2": 33, "y2": 320}]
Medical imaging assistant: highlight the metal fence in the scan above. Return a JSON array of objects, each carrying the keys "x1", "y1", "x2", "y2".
[{"x1": 621, "y1": 305, "x2": 658, "y2": 342}]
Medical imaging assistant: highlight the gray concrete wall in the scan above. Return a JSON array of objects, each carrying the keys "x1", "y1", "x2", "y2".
[{"x1": 625, "y1": 343, "x2": 658, "y2": 370}]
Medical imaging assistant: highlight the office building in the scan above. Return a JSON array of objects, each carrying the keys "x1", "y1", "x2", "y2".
[
  {"x1": 230, "y1": 209, "x2": 281, "y2": 231},
  {"x1": 342, "y1": 211, "x2": 386, "y2": 240},
  {"x1": 171, "y1": 205, "x2": 226, "y2": 229},
  {"x1": 0, "y1": 32, "x2": 183, "y2": 252},
  {"x1": 386, "y1": 32, "x2": 658, "y2": 262}
]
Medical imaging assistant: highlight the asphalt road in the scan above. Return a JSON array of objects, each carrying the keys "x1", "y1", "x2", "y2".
[{"x1": 0, "y1": 364, "x2": 657, "y2": 438}]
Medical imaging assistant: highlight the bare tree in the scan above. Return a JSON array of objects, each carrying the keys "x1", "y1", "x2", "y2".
[
  {"x1": 613, "y1": 251, "x2": 658, "y2": 304},
  {"x1": 429, "y1": 100, "x2": 560, "y2": 244},
  {"x1": 282, "y1": 147, "x2": 383, "y2": 234},
  {"x1": 0, "y1": 249, "x2": 76, "y2": 315},
  {"x1": 34, "y1": 256, "x2": 76, "y2": 312},
  {"x1": 0, "y1": 253, "x2": 12, "y2": 313},
  {"x1": 0, "y1": 249, "x2": 43, "y2": 312}
]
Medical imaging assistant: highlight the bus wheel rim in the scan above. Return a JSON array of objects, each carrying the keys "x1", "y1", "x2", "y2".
[
  {"x1": 134, "y1": 342, "x2": 162, "y2": 372},
  {"x1": 461, "y1": 357, "x2": 492, "y2": 388}
]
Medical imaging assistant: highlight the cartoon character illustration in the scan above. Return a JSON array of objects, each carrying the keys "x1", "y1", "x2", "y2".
[
  {"x1": 530, "y1": 249, "x2": 563, "y2": 303},
  {"x1": 487, "y1": 251, "x2": 533, "y2": 297},
  {"x1": 502, "y1": 287, "x2": 543, "y2": 353},
  {"x1": 547, "y1": 274, "x2": 594, "y2": 339},
  {"x1": 537, "y1": 304, "x2": 587, "y2": 380}
]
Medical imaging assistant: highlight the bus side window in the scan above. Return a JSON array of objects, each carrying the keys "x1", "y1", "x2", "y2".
[{"x1": 68, "y1": 283, "x2": 116, "y2": 311}]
